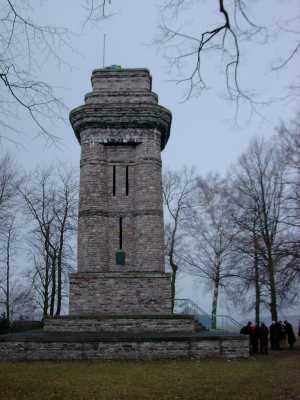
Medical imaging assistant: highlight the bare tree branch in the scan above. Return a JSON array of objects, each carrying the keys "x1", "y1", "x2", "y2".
[
  {"x1": 83, "y1": 0, "x2": 113, "y2": 24},
  {"x1": 0, "y1": 0, "x2": 72, "y2": 142},
  {"x1": 157, "y1": 0, "x2": 266, "y2": 105}
]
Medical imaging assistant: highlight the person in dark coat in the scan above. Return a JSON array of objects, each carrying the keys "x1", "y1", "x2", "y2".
[
  {"x1": 240, "y1": 321, "x2": 258, "y2": 355},
  {"x1": 249, "y1": 323, "x2": 259, "y2": 355},
  {"x1": 240, "y1": 321, "x2": 252, "y2": 355},
  {"x1": 269, "y1": 321, "x2": 281, "y2": 350},
  {"x1": 259, "y1": 322, "x2": 269, "y2": 354},
  {"x1": 279, "y1": 320, "x2": 286, "y2": 347},
  {"x1": 240, "y1": 321, "x2": 252, "y2": 335},
  {"x1": 284, "y1": 320, "x2": 296, "y2": 349},
  {"x1": 298, "y1": 320, "x2": 300, "y2": 337}
]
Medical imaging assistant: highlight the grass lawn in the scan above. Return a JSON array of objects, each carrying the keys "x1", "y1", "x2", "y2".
[{"x1": 0, "y1": 345, "x2": 299, "y2": 400}]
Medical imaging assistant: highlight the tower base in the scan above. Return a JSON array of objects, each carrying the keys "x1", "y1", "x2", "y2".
[
  {"x1": 69, "y1": 272, "x2": 171, "y2": 315},
  {"x1": 0, "y1": 331, "x2": 249, "y2": 360},
  {"x1": 0, "y1": 314, "x2": 249, "y2": 360}
]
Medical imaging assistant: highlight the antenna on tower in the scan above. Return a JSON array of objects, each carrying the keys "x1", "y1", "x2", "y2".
[{"x1": 102, "y1": 33, "x2": 106, "y2": 68}]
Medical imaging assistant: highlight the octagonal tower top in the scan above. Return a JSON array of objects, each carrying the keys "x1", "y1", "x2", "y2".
[
  {"x1": 70, "y1": 67, "x2": 172, "y2": 150},
  {"x1": 91, "y1": 68, "x2": 152, "y2": 92}
]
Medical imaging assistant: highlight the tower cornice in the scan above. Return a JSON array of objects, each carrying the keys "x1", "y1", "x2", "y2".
[{"x1": 70, "y1": 102, "x2": 172, "y2": 149}]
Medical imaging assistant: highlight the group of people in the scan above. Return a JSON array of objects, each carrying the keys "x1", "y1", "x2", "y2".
[{"x1": 240, "y1": 320, "x2": 297, "y2": 355}]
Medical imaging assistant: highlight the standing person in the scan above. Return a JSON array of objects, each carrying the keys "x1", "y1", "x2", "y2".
[
  {"x1": 284, "y1": 320, "x2": 296, "y2": 349},
  {"x1": 240, "y1": 321, "x2": 252, "y2": 355},
  {"x1": 249, "y1": 323, "x2": 259, "y2": 355},
  {"x1": 279, "y1": 321, "x2": 286, "y2": 348},
  {"x1": 298, "y1": 320, "x2": 300, "y2": 337},
  {"x1": 270, "y1": 321, "x2": 281, "y2": 350},
  {"x1": 240, "y1": 321, "x2": 252, "y2": 335},
  {"x1": 275, "y1": 321, "x2": 282, "y2": 350},
  {"x1": 269, "y1": 321, "x2": 276, "y2": 350},
  {"x1": 240, "y1": 321, "x2": 259, "y2": 355},
  {"x1": 259, "y1": 323, "x2": 269, "y2": 355}
]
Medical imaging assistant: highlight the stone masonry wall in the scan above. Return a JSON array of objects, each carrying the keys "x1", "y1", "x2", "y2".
[
  {"x1": 44, "y1": 316, "x2": 197, "y2": 333},
  {"x1": 77, "y1": 129, "x2": 165, "y2": 274},
  {"x1": 68, "y1": 69, "x2": 172, "y2": 315},
  {"x1": 69, "y1": 272, "x2": 172, "y2": 314},
  {"x1": 0, "y1": 337, "x2": 249, "y2": 361}
]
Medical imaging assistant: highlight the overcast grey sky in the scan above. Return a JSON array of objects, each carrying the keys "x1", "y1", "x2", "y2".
[
  {"x1": 2, "y1": 0, "x2": 299, "y2": 316},
  {"x1": 4, "y1": 0, "x2": 299, "y2": 173}
]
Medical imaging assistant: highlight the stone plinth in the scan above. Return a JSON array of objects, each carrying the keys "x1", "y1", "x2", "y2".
[
  {"x1": 0, "y1": 332, "x2": 249, "y2": 361},
  {"x1": 44, "y1": 314, "x2": 199, "y2": 334}
]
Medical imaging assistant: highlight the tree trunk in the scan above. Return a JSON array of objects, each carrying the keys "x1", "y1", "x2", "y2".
[
  {"x1": 43, "y1": 257, "x2": 49, "y2": 318},
  {"x1": 55, "y1": 246, "x2": 63, "y2": 316},
  {"x1": 267, "y1": 254, "x2": 278, "y2": 321},
  {"x1": 42, "y1": 228, "x2": 51, "y2": 318},
  {"x1": 49, "y1": 253, "x2": 56, "y2": 317},
  {"x1": 55, "y1": 210, "x2": 67, "y2": 316},
  {"x1": 254, "y1": 264, "x2": 260, "y2": 325},
  {"x1": 169, "y1": 215, "x2": 179, "y2": 314},
  {"x1": 211, "y1": 282, "x2": 219, "y2": 330},
  {"x1": 55, "y1": 261, "x2": 62, "y2": 316},
  {"x1": 5, "y1": 229, "x2": 11, "y2": 324},
  {"x1": 253, "y1": 237, "x2": 260, "y2": 325},
  {"x1": 211, "y1": 263, "x2": 220, "y2": 329},
  {"x1": 170, "y1": 262, "x2": 177, "y2": 313}
]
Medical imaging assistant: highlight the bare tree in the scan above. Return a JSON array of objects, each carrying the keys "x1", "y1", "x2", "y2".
[
  {"x1": 0, "y1": 215, "x2": 16, "y2": 322},
  {"x1": 19, "y1": 165, "x2": 78, "y2": 317},
  {"x1": 0, "y1": 154, "x2": 33, "y2": 321},
  {"x1": 270, "y1": 116, "x2": 300, "y2": 292},
  {"x1": 231, "y1": 136, "x2": 290, "y2": 321},
  {"x1": 0, "y1": 153, "x2": 18, "y2": 227},
  {"x1": 183, "y1": 173, "x2": 239, "y2": 329},
  {"x1": 227, "y1": 177, "x2": 267, "y2": 324},
  {"x1": 52, "y1": 168, "x2": 78, "y2": 315},
  {"x1": 0, "y1": 152, "x2": 33, "y2": 322},
  {"x1": 27, "y1": 232, "x2": 52, "y2": 317},
  {"x1": 20, "y1": 169, "x2": 55, "y2": 317},
  {"x1": 0, "y1": 152, "x2": 17, "y2": 322},
  {"x1": 277, "y1": 116, "x2": 300, "y2": 229},
  {"x1": 0, "y1": 213, "x2": 32, "y2": 322},
  {"x1": 162, "y1": 166, "x2": 196, "y2": 312}
]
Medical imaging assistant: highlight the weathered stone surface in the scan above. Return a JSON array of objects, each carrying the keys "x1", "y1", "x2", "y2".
[
  {"x1": 91, "y1": 69, "x2": 152, "y2": 91},
  {"x1": 0, "y1": 333, "x2": 249, "y2": 360},
  {"x1": 44, "y1": 315, "x2": 198, "y2": 333},
  {"x1": 69, "y1": 272, "x2": 171, "y2": 314},
  {"x1": 69, "y1": 68, "x2": 172, "y2": 315}
]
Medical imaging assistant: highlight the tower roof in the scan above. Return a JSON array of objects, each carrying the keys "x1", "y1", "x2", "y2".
[
  {"x1": 91, "y1": 68, "x2": 153, "y2": 92},
  {"x1": 70, "y1": 68, "x2": 172, "y2": 150}
]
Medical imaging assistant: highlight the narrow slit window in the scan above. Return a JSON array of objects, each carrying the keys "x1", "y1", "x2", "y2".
[
  {"x1": 126, "y1": 166, "x2": 129, "y2": 196},
  {"x1": 112, "y1": 165, "x2": 116, "y2": 196},
  {"x1": 119, "y1": 217, "x2": 123, "y2": 249},
  {"x1": 116, "y1": 216, "x2": 125, "y2": 265}
]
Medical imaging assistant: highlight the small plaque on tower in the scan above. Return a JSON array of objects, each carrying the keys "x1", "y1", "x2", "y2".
[{"x1": 116, "y1": 249, "x2": 126, "y2": 265}]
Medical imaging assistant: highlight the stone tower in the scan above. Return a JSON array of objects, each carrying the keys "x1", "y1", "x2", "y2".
[
  {"x1": 0, "y1": 68, "x2": 249, "y2": 362},
  {"x1": 69, "y1": 68, "x2": 172, "y2": 315}
]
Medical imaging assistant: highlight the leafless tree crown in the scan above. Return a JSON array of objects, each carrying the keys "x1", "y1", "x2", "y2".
[
  {"x1": 157, "y1": 0, "x2": 299, "y2": 116},
  {"x1": 0, "y1": 1, "x2": 74, "y2": 141}
]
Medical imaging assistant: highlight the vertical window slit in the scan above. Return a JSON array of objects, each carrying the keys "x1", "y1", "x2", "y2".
[
  {"x1": 119, "y1": 217, "x2": 123, "y2": 249},
  {"x1": 112, "y1": 165, "x2": 116, "y2": 196},
  {"x1": 126, "y1": 165, "x2": 129, "y2": 196}
]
